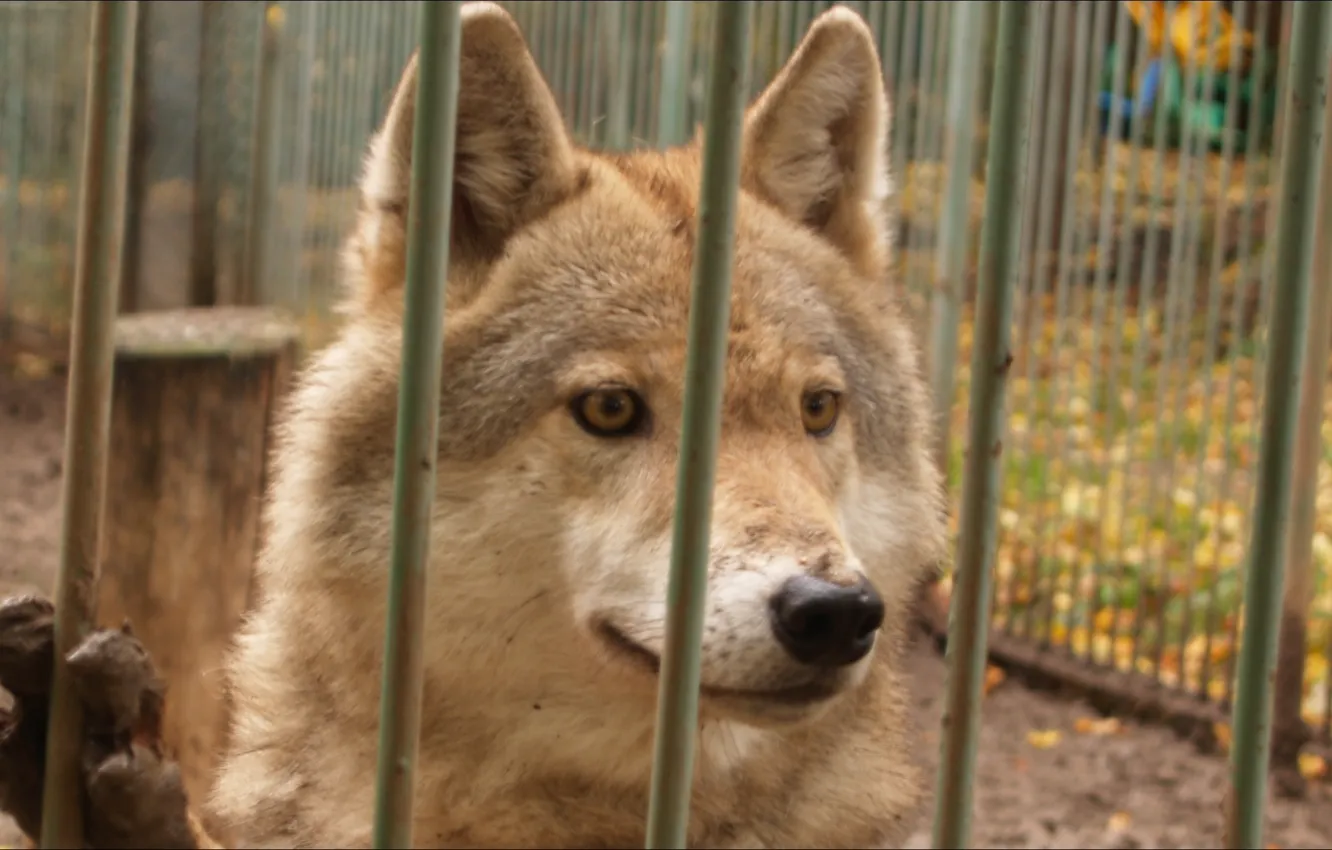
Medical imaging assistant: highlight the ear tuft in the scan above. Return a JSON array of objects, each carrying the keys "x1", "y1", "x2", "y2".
[{"x1": 741, "y1": 6, "x2": 892, "y2": 275}]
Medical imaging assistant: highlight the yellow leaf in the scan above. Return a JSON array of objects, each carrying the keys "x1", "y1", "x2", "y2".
[
  {"x1": 1107, "y1": 811, "x2": 1132, "y2": 832},
  {"x1": 13, "y1": 352, "x2": 53, "y2": 379},
  {"x1": 1297, "y1": 753, "x2": 1327, "y2": 780},
  {"x1": 1027, "y1": 729, "x2": 1062, "y2": 749},
  {"x1": 1214, "y1": 721, "x2": 1232, "y2": 753},
  {"x1": 1093, "y1": 608, "x2": 1115, "y2": 634},
  {"x1": 983, "y1": 664, "x2": 1007, "y2": 696},
  {"x1": 1073, "y1": 716, "x2": 1123, "y2": 736}
]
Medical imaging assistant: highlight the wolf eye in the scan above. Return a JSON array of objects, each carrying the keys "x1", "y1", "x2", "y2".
[
  {"x1": 571, "y1": 388, "x2": 646, "y2": 437},
  {"x1": 801, "y1": 390, "x2": 840, "y2": 436}
]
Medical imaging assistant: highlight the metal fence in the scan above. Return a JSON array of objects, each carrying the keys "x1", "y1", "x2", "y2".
[{"x1": 4, "y1": 0, "x2": 1331, "y2": 844}]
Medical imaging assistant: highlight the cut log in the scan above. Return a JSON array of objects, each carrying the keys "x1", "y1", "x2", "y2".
[{"x1": 95, "y1": 306, "x2": 300, "y2": 807}]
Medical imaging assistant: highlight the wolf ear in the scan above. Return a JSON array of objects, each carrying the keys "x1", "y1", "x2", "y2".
[
  {"x1": 350, "y1": 2, "x2": 579, "y2": 305},
  {"x1": 741, "y1": 7, "x2": 892, "y2": 275}
]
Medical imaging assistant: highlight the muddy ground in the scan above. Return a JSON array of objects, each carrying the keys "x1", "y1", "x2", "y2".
[{"x1": 1, "y1": 368, "x2": 1329, "y2": 848}]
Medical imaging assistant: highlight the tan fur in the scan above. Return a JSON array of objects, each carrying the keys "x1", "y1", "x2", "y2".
[{"x1": 204, "y1": 4, "x2": 946, "y2": 848}]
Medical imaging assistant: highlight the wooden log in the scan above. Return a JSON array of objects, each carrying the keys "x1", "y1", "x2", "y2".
[{"x1": 95, "y1": 306, "x2": 300, "y2": 807}]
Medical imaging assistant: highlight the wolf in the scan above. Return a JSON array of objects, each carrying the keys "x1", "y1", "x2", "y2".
[{"x1": 20, "y1": 3, "x2": 949, "y2": 847}]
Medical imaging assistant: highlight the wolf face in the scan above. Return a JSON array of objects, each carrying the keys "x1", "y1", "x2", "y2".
[{"x1": 212, "y1": 3, "x2": 946, "y2": 846}]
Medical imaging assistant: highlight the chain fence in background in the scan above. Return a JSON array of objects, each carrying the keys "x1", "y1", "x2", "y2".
[{"x1": 0, "y1": 0, "x2": 1328, "y2": 791}]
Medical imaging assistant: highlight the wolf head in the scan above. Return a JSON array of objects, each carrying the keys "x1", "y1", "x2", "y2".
[{"x1": 272, "y1": 2, "x2": 945, "y2": 736}]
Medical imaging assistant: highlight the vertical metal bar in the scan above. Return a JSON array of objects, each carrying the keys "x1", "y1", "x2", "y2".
[
  {"x1": 1269, "y1": 31, "x2": 1332, "y2": 791},
  {"x1": 1060, "y1": 0, "x2": 1110, "y2": 661},
  {"x1": 656, "y1": 0, "x2": 692, "y2": 148},
  {"x1": 1002, "y1": 0, "x2": 1050, "y2": 637},
  {"x1": 1107, "y1": 0, "x2": 1178, "y2": 670},
  {"x1": 1035, "y1": 0, "x2": 1092, "y2": 651},
  {"x1": 1227, "y1": 3, "x2": 1330, "y2": 846},
  {"x1": 643, "y1": 3, "x2": 751, "y2": 847},
  {"x1": 370, "y1": 2, "x2": 462, "y2": 847},
  {"x1": 39, "y1": 2, "x2": 138, "y2": 847},
  {"x1": 890, "y1": 1, "x2": 919, "y2": 201},
  {"x1": 1223, "y1": 0, "x2": 1284, "y2": 707},
  {"x1": 1140, "y1": 0, "x2": 1210, "y2": 679},
  {"x1": 901, "y1": 1, "x2": 940, "y2": 314},
  {"x1": 929, "y1": 0, "x2": 984, "y2": 471},
  {"x1": 998, "y1": 0, "x2": 1048, "y2": 637},
  {"x1": 2, "y1": 2, "x2": 29, "y2": 338},
  {"x1": 931, "y1": 2, "x2": 1033, "y2": 847},
  {"x1": 1017, "y1": 0, "x2": 1069, "y2": 644},
  {"x1": 239, "y1": 1, "x2": 283, "y2": 306},
  {"x1": 1176, "y1": 0, "x2": 1249, "y2": 695}
]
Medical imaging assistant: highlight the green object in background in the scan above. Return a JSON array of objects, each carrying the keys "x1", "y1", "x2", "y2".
[{"x1": 1098, "y1": 43, "x2": 1279, "y2": 151}]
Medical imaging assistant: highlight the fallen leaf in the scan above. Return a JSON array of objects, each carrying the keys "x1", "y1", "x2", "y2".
[
  {"x1": 13, "y1": 352, "x2": 53, "y2": 379},
  {"x1": 1026, "y1": 729, "x2": 1062, "y2": 749},
  {"x1": 983, "y1": 664, "x2": 1006, "y2": 696},
  {"x1": 1107, "y1": 811, "x2": 1132, "y2": 832},
  {"x1": 1214, "y1": 721, "x2": 1232, "y2": 753},
  {"x1": 1297, "y1": 752, "x2": 1327, "y2": 780},
  {"x1": 1074, "y1": 716, "x2": 1123, "y2": 736}
]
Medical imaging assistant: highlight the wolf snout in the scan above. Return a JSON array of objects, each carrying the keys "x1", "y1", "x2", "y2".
[{"x1": 768, "y1": 574, "x2": 885, "y2": 668}]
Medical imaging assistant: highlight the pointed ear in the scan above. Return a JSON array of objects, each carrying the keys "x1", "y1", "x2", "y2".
[
  {"x1": 348, "y1": 2, "x2": 580, "y2": 307},
  {"x1": 741, "y1": 7, "x2": 892, "y2": 276}
]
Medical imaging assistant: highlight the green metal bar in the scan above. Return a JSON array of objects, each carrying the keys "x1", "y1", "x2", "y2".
[
  {"x1": 656, "y1": 0, "x2": 692, "y2": 148},
  {"x1": 1, "y1": 1, "x2": 27, "y2": 338},
  {"x1": 1106, "y1": 0, "x2": 1177, "y2": 669},
  {"x1": 644, "y1": 3, "x2": 751, "y2": 847},
  {"x1": 39, "y1": 2, "x2": 138, "y2": 847},
  {"x1": 239, "y1": 1, "x2": 283, "y2": 306},
  {"x1": 1035, "y1": 0, "x2": 1093, "y2": 650},
  {"x1": 370, "y1": 3, "x2": 462, "y2": 848},
  {"x1": 1223, "y1": 0, "x2": 1284, "y2": 705},
  {"x1": 890, "y1": 1, "x2": 919, "y2": 190},
  {"x1": 1088, "y1": 0, "x2": 1139, "y2": 652},
  {"x1": 928, "y1": 0, "x2": 984, "y2": 471},
  {"x1": 1175, "y1": 1, "x2": 1248, "y2": 691},
  {"x1": 999, "y1": 0, "x2": 1048, "y2": 638},
  {"x1": 931, "y1": 2, "x2": 1033, "y2": 847},
  {"x1": 1227, "y1": 3, "x2": 1330, "y2": 846},
  {"x1": 1269, "y1": 32, "x2": 1332, "y2": 790},
  {"x1": 1017, "y1": 0, "x2": 1068, "y2": 644}
]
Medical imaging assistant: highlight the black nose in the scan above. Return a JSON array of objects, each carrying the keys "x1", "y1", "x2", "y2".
[{"x1": 769, "y1": 574, "x2": 885, "y2": 667}]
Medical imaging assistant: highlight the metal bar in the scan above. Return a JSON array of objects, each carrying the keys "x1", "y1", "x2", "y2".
[
  {"x1": 1035, "y1": 0, "x2": 1092, "y2": 652},
  {"x1": 656, "y1": 0, "x2": 693, "y2": 148},
  {"x1": 1226, "y1": 3, "x2": 1330, "y2": 847},
  {"x1": 643, "y1": 3, "x2": 752, "y2": 847},
  {"x1": 1269, "y1": 30, "x2": 1332, "y2": 790},
  {"x1": 1140, "y1": 0, "x2": 1208, "y2": 680},
  {"x1": 1084, "y1": 0, "x2": 1132, "y2": 664},
  {"x1": 1018, "y1": 0, "x2": 1069, "y2": 645},
  {"x1": 239, "y1": 1, "x2": 283, "y2": 306},
  {"x1": 1178, "y1": 0, "x2": 1249, "y2": 698},
  {"x1": 1223, "y1": 0, "x2": 1286, "y2": 707},
  {"x1": 928, "y1": 0, "x2": 985, "y2": 471},
  {"x1": 930, "y1": 2, "x2": 1034, "y2": 847},
  {"x1": 370, "y1": 3, "x2": 462, "y2": 847},
  {"x1": 39, "y1": 2, "x2": 138, "y2": 847},
  {"x1": 1000, "y1": 0, "x2": 1049, "y2": 638},
  {"x1": 1107, "y1": 0, "x2": 1178, "y2": 671},
  {"x1": 2, "y1": 1, "x2": 29, "y2": 338}
]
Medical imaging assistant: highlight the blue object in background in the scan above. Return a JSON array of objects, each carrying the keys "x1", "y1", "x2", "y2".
[{"x1": 1098, "y1": 57, "x2": 1164, "y2": 136}]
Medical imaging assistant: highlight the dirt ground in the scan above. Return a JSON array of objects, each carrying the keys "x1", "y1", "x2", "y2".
[{"x1": 1, "y1": 368, "x2": 1329, "y2": 849}]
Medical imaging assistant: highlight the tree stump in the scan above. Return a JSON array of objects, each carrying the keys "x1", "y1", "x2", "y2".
[{"x1": 95, "y1": 306, "x2": 300, "y2": 807}]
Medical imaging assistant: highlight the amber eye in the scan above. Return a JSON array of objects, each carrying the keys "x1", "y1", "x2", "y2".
[
  {"x1": 571, "y1": 388, "x2": 646, "y2": 437},
  {"x1": 801, "y1": 389, "x2": 840, "y2": 436}
]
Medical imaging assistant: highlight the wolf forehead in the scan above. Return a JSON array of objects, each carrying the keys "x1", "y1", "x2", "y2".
[{"x1": 347, "y1": 153, "x2": 924, "y2": 466}]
